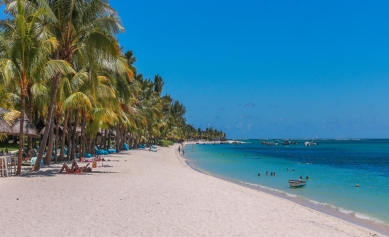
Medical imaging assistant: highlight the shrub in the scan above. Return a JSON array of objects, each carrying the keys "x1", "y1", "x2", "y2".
[{"x1": 159, "y1": 140, "x2": 174, "y2": 147}]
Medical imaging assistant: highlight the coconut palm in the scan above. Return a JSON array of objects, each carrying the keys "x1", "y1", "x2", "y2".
[
  {"x1": 0, "y1": 0, "x2": 73, "y2": 175},
  {"x1": 24, "y1": 0, "x2": 126, "y2": 170}
]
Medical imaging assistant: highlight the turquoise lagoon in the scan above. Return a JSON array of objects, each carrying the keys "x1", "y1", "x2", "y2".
[{"x1": 184, "y1": 139, "x2": 389, "y2": 234}]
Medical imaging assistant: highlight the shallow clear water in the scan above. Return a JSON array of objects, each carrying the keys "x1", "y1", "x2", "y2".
[{"x1": 184, "y1": 139, "x2": 389, "y2": 227}]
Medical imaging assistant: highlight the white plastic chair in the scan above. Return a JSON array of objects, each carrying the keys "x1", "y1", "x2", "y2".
[
  {"x1": 0, "y1": 156, "x2": 8, "y2": 177},
  {"x1": 6, "y1": 156, "x2": 17, "y2": 176}
]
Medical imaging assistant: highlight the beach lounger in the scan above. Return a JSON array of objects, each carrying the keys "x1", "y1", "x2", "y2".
[
  {"x1": 107, "y1": 148, "x2": 116, "y2": 154},
  {"x1": 95, "y1": 146, "x2": 108, "y2": 155},
  {"x1": 149, "y1": 145, "x2": 157, "y2": 152},
  {"x1": 30, "y1": 157, "x2": 43, "y2": 166}
]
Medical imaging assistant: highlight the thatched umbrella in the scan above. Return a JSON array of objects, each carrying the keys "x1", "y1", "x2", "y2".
[
  {"x1": 40, "y1": 125, "x2": 65, "y2": 136},
  {"x1": 0, "y1": 107, "x2": 14, "y2": 134},
  {"x1": 0, "y1": 107, "x2": 39, "y2": 137},
  {"x1": 9, "y1": 115, "x2": 40, "y2": 137},
  {"x1": 0, "y1": 107, "x2": 10, "y2": 114},
  {"x1": 0, "y1": 116, "x2": 12, "y2": 133}
]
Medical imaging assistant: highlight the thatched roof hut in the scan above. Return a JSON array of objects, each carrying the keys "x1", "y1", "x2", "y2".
[{"x1": 0, "y1": 107, "x2": 39, "y2": 137}]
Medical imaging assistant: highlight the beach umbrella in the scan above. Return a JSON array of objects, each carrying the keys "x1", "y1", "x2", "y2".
[
  {"x1": 0, "y1": 107, "x2": 13, "y2": 134},
  {"x1": 40, "y1": 125, "x2": 65, "y2": 136},
  {"x1": 0, "y1": 116, "x2": 12, "y2": 133},
  {"x1": 9, "y1": 116, "x2": 40, "y2": 137},
  {"x1": 0, "y1": 107, "x2": 39, "y2": 137}
]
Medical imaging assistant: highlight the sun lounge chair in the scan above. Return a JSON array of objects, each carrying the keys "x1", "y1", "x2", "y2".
[
  {"x1": 95, "y1": 146, "x2": 108, "y2": 155},
  {"x1": 149, "y1": 145, "x2": 157, "y2": 152},
  {"x1": 107, "y1": 148, "x2": 116, "y2": 154},
  {"x1": 123, "y1": 143, "x2": 130, "y2": 150},
  {"x1": 30, "y1": 157, "x2": 43, "y2": 166}
]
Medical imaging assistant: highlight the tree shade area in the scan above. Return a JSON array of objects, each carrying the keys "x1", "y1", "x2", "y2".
[{"x1": 0, "y1": 0, "x2": 226, "y2": 175}]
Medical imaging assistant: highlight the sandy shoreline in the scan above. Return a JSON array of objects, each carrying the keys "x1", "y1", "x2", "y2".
[{"x1": 0, "y1": 144, "x2": 383, "y2": 236}]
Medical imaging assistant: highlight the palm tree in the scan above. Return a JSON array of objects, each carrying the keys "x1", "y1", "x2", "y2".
[
  {"x1": 0, "y1": 0, "x2": 73, "y2": 174},
  {"x1": 30, "y1": 0, "x2": 125, "y2": 170}
]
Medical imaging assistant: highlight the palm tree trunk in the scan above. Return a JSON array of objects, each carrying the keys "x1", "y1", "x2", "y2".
[
  {"x1": 71, "y1": 110, "x2": 78, "y2": 160},
  {"x1": 54, "y1": 118, "x2": 60, "y2": 163},
  {"x1": 66, "y1": 113, "x2": 71, "y2": 160},
  {"x1": 92, "y1": 136, "x2": 96, "y2": 156},
  {"x1": 103, "y1": 129, "x2": 107, "y2": 149},
  {"x1": 107, "y1": 129, "x2": 110, "y2": 149},
  {"x1": 33, "y1": 72, "x2": 61, "y2": 171},
  {"x1": 80, "y1": 111, "x2": 86, "y2": 158},
  {"x1": 59, "y1": 110, "x2": 69, "y2": 161},
  {"x1": 115, "y1": 125, "x2": 120, "y2": 152},
  {"x1": 27, "y1": 87, "x2": 33, "y2": 154},
  {"x1": 44, "y1": 118, "x2": 54, "y2": 165},
  {"x1": 129, "y1": 133, "x2": 133, "y2": 149},
  {"x1": 16, "y1": 87, "x2": 26, "y2": 175}
]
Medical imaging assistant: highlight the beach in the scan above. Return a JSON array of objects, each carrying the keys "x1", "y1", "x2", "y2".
[{"x1": 0, "y1": 144, "x2": 381, "y2": 236}]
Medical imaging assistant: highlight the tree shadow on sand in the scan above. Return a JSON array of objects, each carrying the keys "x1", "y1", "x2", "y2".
[{"x1": 16, "y1": 165, "x2": 116, "y2": 177}]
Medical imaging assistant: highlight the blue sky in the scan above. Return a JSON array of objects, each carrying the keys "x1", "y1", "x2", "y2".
[
  {"x1": 3, "y1": 1, "x2": 389, "y2": 139},
  {"x1": 111, "y1": 0, "x2": 389, "y2": 139}
]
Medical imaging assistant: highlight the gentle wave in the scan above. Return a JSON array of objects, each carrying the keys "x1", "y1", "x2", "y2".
[
  {"x1": 241, "y1": 181, "x2": 297, "y2": 197},
  {"x1": 240, "y1": 181, "x2": 387, "y2": 226},
  {"x1": 308, "y1": 199, "x2": 328, "y2": 206}
]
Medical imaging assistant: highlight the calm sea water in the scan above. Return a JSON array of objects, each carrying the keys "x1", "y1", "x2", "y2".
[{"x1": 184, "y1": 139, "x2": 389, "y2": 232}]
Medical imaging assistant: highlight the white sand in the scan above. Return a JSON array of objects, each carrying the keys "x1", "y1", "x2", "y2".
[{"x1": 0, "y1": 144, "x2": 382, "y2": 236}]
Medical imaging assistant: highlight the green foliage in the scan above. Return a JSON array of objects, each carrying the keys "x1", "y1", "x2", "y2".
[
  {"x1": 0, "y1": 143, "x2": 19, "y2": 151},
  {"x1": 159, "y1": 139, "x2": 174, "y2": 147}
]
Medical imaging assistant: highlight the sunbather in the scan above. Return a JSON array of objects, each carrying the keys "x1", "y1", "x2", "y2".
[{"x1": 59, "y1": 160, "x2": 92, "y2": 173}]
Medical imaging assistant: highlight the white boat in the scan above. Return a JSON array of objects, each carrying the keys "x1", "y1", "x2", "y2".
[
  {"x1": 288, "y1": 180, "x2": 306, "y2": 187},
  {"x1": 304, "y1": 141, "x2": 318, "y2": 146},
  {"x1": 265, "y1": 142, "x2": 278, "y2": 146}
]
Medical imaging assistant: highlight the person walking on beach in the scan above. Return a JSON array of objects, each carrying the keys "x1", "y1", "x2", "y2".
[
  {"x1": 178, "y1": 146, "x2": 181, "y2": 153},
  {"x1": 182, "y1": 150, "x2": 185, "y2": 156}
]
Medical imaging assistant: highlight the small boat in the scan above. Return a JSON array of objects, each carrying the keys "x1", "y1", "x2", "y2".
[
  {"x1": 281, "y1": 140, "x2": 292, "y2": 145},
  {"x1": 289, "y1": 180, "x2": 306, "y2": 187},
  {"x1": 265, "y1": 142, "x2": 278, "y2": 146},
  {"x1": 304, "y1": 141, "x2": 317, "y2": 146}
]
